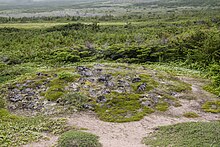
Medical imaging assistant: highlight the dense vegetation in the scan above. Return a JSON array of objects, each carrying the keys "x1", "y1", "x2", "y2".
[
  {"x1": 0, "y1": 8, "x2": 220, "y2": 95},
  {"x1": 0, "y1": 109, "x2": 69, "y2": 146}
]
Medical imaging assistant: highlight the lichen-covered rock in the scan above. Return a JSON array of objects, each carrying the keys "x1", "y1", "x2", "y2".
[{"x1": 3, "y1": 63, "x2": 185, "y2": 118}]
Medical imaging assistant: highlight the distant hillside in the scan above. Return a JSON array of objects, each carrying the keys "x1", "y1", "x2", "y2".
[{"x1": 135, "y1": 0, "x2": 220, "y2": 7}]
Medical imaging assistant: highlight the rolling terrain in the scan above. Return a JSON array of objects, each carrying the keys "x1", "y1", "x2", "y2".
[{"x1": 0, "y1": 0, "x2": 220, "y2": 147}]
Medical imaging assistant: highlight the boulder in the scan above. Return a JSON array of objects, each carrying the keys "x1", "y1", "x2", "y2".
[{"x1": 132, "y1": 77, "x2": 141, "y2": 83}]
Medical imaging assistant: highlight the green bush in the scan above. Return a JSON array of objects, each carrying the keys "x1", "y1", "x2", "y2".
[{"x1": 58, "y1": 130, "x2": 102, "y2": 147}]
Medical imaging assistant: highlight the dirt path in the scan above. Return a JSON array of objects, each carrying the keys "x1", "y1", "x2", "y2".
[
  {"x1": 23, "y1": 76, "x2": 219, "y2": 147},
  {"x1": 67, "y1": 112, "x2": 208, "y2": 147}
]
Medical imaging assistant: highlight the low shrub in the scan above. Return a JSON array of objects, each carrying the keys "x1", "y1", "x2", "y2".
[
  {"x1": 62, "y1": 92, "x2": 89, "y2": 110},
  {"x1": 58, "y1": 130, "x2": 102, "y2": 147}
]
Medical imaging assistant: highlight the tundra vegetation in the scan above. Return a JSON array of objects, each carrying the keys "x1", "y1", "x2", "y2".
[{"x1": 0, "y1": 0, "x2": 220, "y2": 146}]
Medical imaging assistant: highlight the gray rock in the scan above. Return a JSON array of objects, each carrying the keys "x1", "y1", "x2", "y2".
[
  {"x1": 105, "y1": 81, "x2": 115, "y2": 87},
  {"x1": 27, "y1": 102, "x2": 35, "y2": 109},
  {"x1": 8, "y1": 104, "x2": 17, "y2": 110},
  {"x1": 152, "y1": 97, "x2": 159, "y2": 103},
  {"x1": 89, "y1": 89, "x2": 97, "y2": 97},
  {"x1": 10, "y1": 94, "x2": 23, "y2": 102},
  {"x1": 138, "y1": 83, "x2": 147, "y2": 92},
  {"x1": 16, "y1": 84, "x2": 21, "y2": 87},
  {"x1": 93, "y1": 68, "x2": 102, "y2": 75},
  {"x1": 98, "y1": 74, "x2": 111, "y2": 82},
  {"x1": 141, "y1": 101, "x2": 152, "y2": 107},
  {"x1": 70, "y1": 83, "x2": 79, "y2": 91},
  {"x1": 24, "y1": 88, "x2": 32, "y2": 92},
  {"x1": 25, "y1": 96, "x2": 32, "y2": 101},
  {"x1": 118, "y1": 80, "x2": 130, "y2": 87},
  {"x1": 132, "y1": 77, "x2": 141, "y2": 83},
  {"x1": 96, "y1": 96, "x2": 107, "y2": 103},
  {"x1": 101, "y1": 89, "x2": 111, "y2": 95},
  {"x1": 77, "y1": 66, "x2": 93, "y2": 77},
  {"x1": 83, "y1": 104, "x2": 94, "y2": 110},
  {"x1": 12, "y1": 88, "x2": 20, "y2": 93},
  {"x1": 87, "y1": 78, "x2": 95, "y2": 83},
  {"x1": 113, "y1": 88, "x2": 125, "y2": 93}
]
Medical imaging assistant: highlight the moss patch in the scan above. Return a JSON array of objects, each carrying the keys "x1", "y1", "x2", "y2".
[
  {"x1": 96, "y1": 92, "x2": 154, "y2": 122},
  {"x1": 58, "y1": 71, "x2": 81, "y2": 82},
  {"x1": 44, "y1": 72, "x2": 80, "y2": 101},
  {"x1": 202, "y1": 101, "x2": 220, "y2": 113},
  {"x1": 183, "y1": 112, "x2": 199, "y2": 118},
  {"x1": 155, "y1": 102, "x2": 169, "y2": 112},
  {"x1": 45, "y1": 84, "x2": 65, "y2": 101}
]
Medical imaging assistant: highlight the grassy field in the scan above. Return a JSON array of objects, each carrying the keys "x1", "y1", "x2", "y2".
[
  {"x1": 0, "y1": 22, "x2": 150, "y2": 29},
  {"x1": 143, "y1": 121, "x2": 220, "y2": 147},
  {"x1": 0, "y1": 22, "x2": 68, "y2": 29}
]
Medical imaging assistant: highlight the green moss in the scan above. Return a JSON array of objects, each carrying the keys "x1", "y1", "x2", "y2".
[
  {"x1": 155, "y1": 102, "x2": 169, "y2": 112},
  {"x1": 109, "y1": 71, "x2": 130, "y2": 77},
  {"x1": 45, "y1": 77, "x2": 69, "y2": 101},
  {"x1": 202, "y1": 101, "x2": 220, "y2": 113},
  {"x1": 48, "y1": 78, "x2": 66, "y2": 87},
  {"x1": 131, "y1": 74, "x2": 158, "y2": 93},
  {"x1": 183, "y1": 112, "x2": 199, "y2": 118},
  {"x1": 58, "y1": 130, "x2": 102, "y2": 147},
  {"x1": 58, "y1": 72, "x2": 80, "y2": 82},
  {"x1": 143, "y1": 121, "x2": 220, "y2": 147},
  {"x1": 45, "y1": 85, "x2": 65, "y2": 101},
  {"x1": 95, "y1": 92, "x2": 154, "y2": 122}
]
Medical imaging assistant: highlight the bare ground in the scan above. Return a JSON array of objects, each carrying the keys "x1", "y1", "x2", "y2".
[{"x1": 23, "y1": 76, "x2": 220, "y2": 147}]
